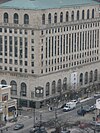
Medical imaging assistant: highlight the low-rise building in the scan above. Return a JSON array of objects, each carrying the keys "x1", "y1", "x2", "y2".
[{"x1": 0, "y1": 84, "x2": 17, "y2": 122}]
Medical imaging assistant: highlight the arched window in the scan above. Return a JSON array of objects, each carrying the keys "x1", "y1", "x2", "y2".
[
  {"x1": 87, "y1": 9, "x2": 89, "y2": 19},
  {"x1": 92, "y1": 9, "x2": 94, "y2": 18},
  {"x1": 20, "y1": 82, "x2": 27, "y2": 96},
  {"x1": 80, "y1": 73, "x2": 83, "y2": 85},
  {"x1": 94, "y1": 69, "x2": 98, "y2": 81},
  {"x1": 1, "y1": 80, "x2": 7, "y2": 85},
  {"x1": 82, "y1": 10, "x2": 84, "y2": 20},
  {"x1": 66, "y1": 11, "x2": 69, "y2": 22},
  {"x1": 54, "y1": 13, "x2": 57, "y2": 23},
  {"x1": 48, "y1": 13, "x2": 51, "y2": 24},
  {"x1": 89, "y1": 70, "x2": 93, "y2": 82},
  {"x1": 60, "y1": 12, "x2": 63, "y2": 23},
  {"x1": 52, "y1": 81, "x2": 56, "y2": 94},
  {"x1": 46, "y1": 82, "x2": 50, "y2": 96},
  {"x1": 77, "y1": 10, "x2": 79, "y2": 20},
  {"x1": 63, "y1": 77, "x2": 67, "y2": 91},
  {"x1": 10, "y1": 80, "x2": 17, "y2": 95},
  {"x1": 71, "y1": 11, "x2": 74, "y2": 21},
  {"x1": 57, "y1": 79, "x2": 62, "y2": 92},
  {"x1": 42, "y1": 14, "x2": 45, "y2": 25},
  {"x1": 13, "y1": 13, "x2": 19, "y2": 24},
  {"x1": 84, "y1": 72, "x2": 88, "y2": 84},
  {"x1": 24, "y1": 14, "x2": 29, "y2": 24},
  {"x1": 4, "y1": 13, "x2": 8, "y2": 23}
]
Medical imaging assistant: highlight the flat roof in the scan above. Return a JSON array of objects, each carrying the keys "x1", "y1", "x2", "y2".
[
  {"x1": 0, "y1": 84, "x2": 11, "y2": 89},
  {"x1": 0, "y1": 0, "x2": 99, "y2": 10}
]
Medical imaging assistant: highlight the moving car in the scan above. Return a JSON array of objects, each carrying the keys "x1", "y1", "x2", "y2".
[
  {"x1": 77, "y1": 108, "x2": 86, "y2": 116},
  {"x1": 63, "y1": 102, "x2": 76, "y2": 112},
  {"x1": 71, "y1": 99, "x2": 79, "y2": 104},
  {"x1": 13, "y1": 123, "x2": 24, "y2": 130}
]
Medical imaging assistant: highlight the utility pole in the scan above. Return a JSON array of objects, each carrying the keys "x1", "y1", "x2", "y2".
[
  {"x1": 40, "y1": 113, "x2": 42, "y2": 126},
  {"x1": 33, "y1": 107, "x2": 35, "y2": 127},
  {"x1": 55, "y1": 107, "x2": 58, "y2": 129}
]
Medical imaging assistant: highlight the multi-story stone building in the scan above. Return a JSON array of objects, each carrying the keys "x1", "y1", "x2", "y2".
[{"x1": 0, "y1": 0, "x2": 100, "y2": 108}]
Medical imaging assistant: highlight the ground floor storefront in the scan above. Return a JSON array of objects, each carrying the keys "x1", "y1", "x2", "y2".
[{"x1": 16, "y1": 82, "x2": 100, "y2": 109}]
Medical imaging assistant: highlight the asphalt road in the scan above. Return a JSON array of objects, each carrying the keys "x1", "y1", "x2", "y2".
[{"x1": 2, "y1": 97, "x2": 96, "y2": 133}]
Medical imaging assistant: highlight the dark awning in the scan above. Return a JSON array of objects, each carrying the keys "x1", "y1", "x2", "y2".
[{"x1": 8, "y1": 106, "x2": 16, "y2": 112}]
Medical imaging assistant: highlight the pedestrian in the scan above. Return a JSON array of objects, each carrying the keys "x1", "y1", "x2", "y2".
[{"x1": 17, "y1": 113, "x2": 18, "y2": 117}]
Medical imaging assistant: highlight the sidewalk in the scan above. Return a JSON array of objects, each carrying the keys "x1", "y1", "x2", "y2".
[{"x1": 0, "y1": 115, "x2": 29, "y2": 132}]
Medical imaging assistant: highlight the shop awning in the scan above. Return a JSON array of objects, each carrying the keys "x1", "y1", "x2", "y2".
[{"x1": 8, "y1": 106, "x2": 16, "y2": 112}]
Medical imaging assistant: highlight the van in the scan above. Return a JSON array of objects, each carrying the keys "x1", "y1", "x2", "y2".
[{"x1": 63, "y1": 102, "x2": 76, "y2": 112}]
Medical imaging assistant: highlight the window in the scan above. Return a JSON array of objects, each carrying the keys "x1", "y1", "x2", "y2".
[
  {"x1": 66, "y1": 11, "x2": 69, "y2": 22},
  {"x1": 31, "y1": 62, "x2": 34, "y2": 67},
  {"x1": 25, "y1": 61, "x2": 27, "y2": 66},
  {"x1": 92, "y1": 9, "x2": 94, "y2": 18},
  {"x1": 82, "y1": 10, "x2": 84, "y2": 20},
  {"x1": 87, "y1": 9, "x2": 89, "y2": 19},
  {"x1": 2, "y1": 93, "x2": 8, "y2": 101},
  {"x1": 48, "y1": 13, "x2": 51, "y2": 24},
  {"x1": 24, "y1": 14, "x2": 29, "y2": 24},
  {"x1": 71, "y1": 11, "x2": 74, "y2": 21},
  {"x1": 94, "y1": 69, "x2": 98, "y2": 81},
  {"x1": 80, "y1": 73, "x2": 83, "y2": 85},
  {"x1": 89, "y1": 70, "x2": 93, "y2": 82},
  {"x1": 63, "y1": 77, "x2": 67, "y2": 91},
  {"x1": 4, "y1": 13, "x2": 8, "y2": 23},
  {"x1": 1, "y1": 80, "x2": 7, "y2": 85},
  {"x1": 85, "y1": 72, "x2": 88, "y2": 84},
  {"x1": 10, "y1": 80, "x2": 17, "y2": 95},
  {"x1": 20, "y1": 82, "x2": 27, "y2": 97},
  {"x1": 60, "y1": 12, "x2": 63, "y2": 23},
  {"x1": 77, "y1": 10, "x2": 79, "y2": 20},
  {"x1": 57, "y1": 79, "x2": 61, "y2": 92},
  {"x1": 52, "y1": 81, "x2": 56, "y2": 94},
  {"x1": 54, "y1": 13, "x2": 57, "y2": 23},
  {"x1": 46, "y1": 82, "x2": 50, "y2": 96},
  {"x1": 42, "y1": 14, "x2": 45, "y2": 25},
  {"x1": 13, "y1": 13, "x2": 19, "y2": 24}
]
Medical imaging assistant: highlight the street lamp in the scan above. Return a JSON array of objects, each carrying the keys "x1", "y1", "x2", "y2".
[
  {"x1": 33, "y1": 108, "x2": 35, "y2": 127},
  {"x1": 19, "y1": 91, "x2": 22, "y2": 115},
  {"x1": 4, "y1": 106, "x2": 7, "y2": 122}
]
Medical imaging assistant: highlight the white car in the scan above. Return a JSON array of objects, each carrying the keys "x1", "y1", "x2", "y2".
[{"x1": 71, "y1": 100, "x2": 79, "y2": 104}]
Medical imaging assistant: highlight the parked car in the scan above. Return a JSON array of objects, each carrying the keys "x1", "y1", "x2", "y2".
[
  {"x1": 61, "y1": 130, "x2": 70, "y2": 133},
  {"x1": 83, "y1": 105, "x2": 91, "y2": 113},
  {"x1": 89, "y1": 104, "x2": 96, "y2": 112},
  {"x1": 94, "y1": 92, "x2": 100, "y2": 98},
  {"x1": 29, "y1": 126, "x2": 47, "y2": 133},
  {"x1": 77, "y1": 104, "x2": 95, "y2": 116},
  {"x1": 13, "y1": 123, "x2": 24, "y2": 130}
]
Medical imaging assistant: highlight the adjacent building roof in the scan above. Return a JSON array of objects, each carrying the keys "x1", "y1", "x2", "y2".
[
  {"x1": 0, "y1": 84, "x2": 11, "y2": 89},
  {"x1": 0, "y1": 0, "x2": 99, "y2": 10}
]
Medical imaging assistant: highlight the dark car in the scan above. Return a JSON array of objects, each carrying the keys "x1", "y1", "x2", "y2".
[
  {"x1": 77, "y1": 108, "x2": 87, "y2": 116},
  {"x1": 94, "y1": 93, "x2": 100, "y2": 98},
  {"x1": 83, "y1": 105, "x2": 91, "y2": 113},
  {"x1": 13, "y1": 123, "x2": 24, "y2": 130}
]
